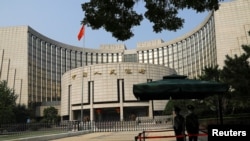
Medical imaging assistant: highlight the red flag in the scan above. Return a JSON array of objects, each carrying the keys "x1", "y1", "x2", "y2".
[{"x1": 77, "y1": 25, "x2": 85, "y2": 40}]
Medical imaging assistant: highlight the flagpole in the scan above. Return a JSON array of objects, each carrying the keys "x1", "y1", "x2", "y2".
[
  {"x1": 78, "y1": 25, "x2": 85, "y2": 123},
  {"x1": 81, "y1": 28, "x2": 85, "y2": 123}
]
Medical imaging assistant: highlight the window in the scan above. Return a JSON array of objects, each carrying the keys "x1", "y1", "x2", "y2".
[{"x1": 123, "y1": 54, "x2": 137, "y2": 62}]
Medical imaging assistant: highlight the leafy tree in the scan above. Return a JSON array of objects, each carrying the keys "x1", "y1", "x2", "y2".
[
  {"x1": 198, "y1": 64, "x2": 239, "y2": 117},
  {"x1": 198, "y1": 66, "x2": 226, "y2": 110},
  {"x1": 164, "y1": 99, "x2": 192, "y2": 115},
  {"x1": 0, "y1": 80, "x2": 18, "y2": 124},
  {"x1": 81, "y1": 0, "x2": 223, "y2": 41},
  {"x1": 221, "y1": 45, "x2": 250, "y2": 113},
  {"x1": 43, "y1": 106, "x2": 59, "y2": 124},
  {"x1": 164, "y1": 99, "x2": 216, "y2": 118},
  {"x1": 27, "y1": 102, "x2": 39, "y2": 121},
  {"x1": 198, "y1": 45, "x2": 250, "y2": 115},
  {"x1": 198, "y1": 65, "x2": 222, "y2": 82},
  {"x1": 13, "y1": 104, "x2": 29, "y2": 123}
]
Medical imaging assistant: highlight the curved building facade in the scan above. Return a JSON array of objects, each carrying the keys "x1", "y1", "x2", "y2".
[
  {"x1": 0, "y1": 0, "x2": 249, "y2": 118},
  {"x1": 136, "y1": 0, "x2": 250, "y2": 78},
  {"x1": 61, "y1": 63, "x2": 176, "y2": 121}
]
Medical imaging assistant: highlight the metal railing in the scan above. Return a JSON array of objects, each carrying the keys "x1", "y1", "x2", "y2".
[
  {"x1": 0, "y1": 118, "x2": 172, "y2": 140},
  {"x1": 93, "y1": 119, "x2": 171, "y2": 132},
  {"x1": 1, "y1": 119, "x2": 172, "y2": 133}
]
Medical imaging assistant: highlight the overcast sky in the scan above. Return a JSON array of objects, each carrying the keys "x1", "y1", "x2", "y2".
[{"x1": 0, "y1": 0, "x2": 228, "y2": 49}]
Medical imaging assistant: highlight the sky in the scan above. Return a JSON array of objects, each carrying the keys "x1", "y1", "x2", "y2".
[{"x1": 0, "y1": 0, "x2": 223, "y2": 50}]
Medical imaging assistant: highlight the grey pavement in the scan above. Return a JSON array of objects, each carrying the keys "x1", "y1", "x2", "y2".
[
  {"x1": 6, "y1": 129, "x2": 207, "y2": 141},
  {"x1": 50, "y1": 130, "x2": 207, "y2": 141},
  {"x1": 50, "y1": 130, "x2": 175, "y2": 141},
  {"x1": 50, "y1": 131, "x2": 143, "y2": 141}
]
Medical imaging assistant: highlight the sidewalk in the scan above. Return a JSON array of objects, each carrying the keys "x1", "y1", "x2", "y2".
[
  {"x1": 50, "y1": 130, "x2": 208, "y2": 141},
  {"x1": 51, "y1": 131, "x2": 142, "y2": 141},
  {"x1": 50, "y1": 130, "x2": 207, "y2": 141},
  {"x1": 3, "y1": 129, "x2": 207, "y2": 141}
]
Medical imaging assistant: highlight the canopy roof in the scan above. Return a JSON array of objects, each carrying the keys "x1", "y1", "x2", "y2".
[{"x1": 133, "y1": 74, "x2": 229, "y2": 100}]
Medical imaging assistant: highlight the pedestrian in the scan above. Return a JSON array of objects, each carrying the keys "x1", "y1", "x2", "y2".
[
  {"x1": 185, "y1": 105, "x2": 199, "y2": 141},
  {"x1": 173, "y1": 106, "x2": 185, "y2": 141}
]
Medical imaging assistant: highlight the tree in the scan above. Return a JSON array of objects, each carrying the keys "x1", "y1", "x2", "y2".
[
  {"x1": 0, "y1": 80, "x2": 18, "y2": 124},
  {"x1": 198, "y1": 65, "x2": 222, "y2": 82},
  {"x1": 221, "y1": 45, "x2": 250, "y2": 112},
  {"x1": 198, "y1": 64, "x2": 234, "y2": 115},
  {"x1": 81, "y1": 0, "x2": 223, "y2": 41},
  {"x1": 13, "y1": 104, "x2": 29, "y2": 123},
  {"x1": 198, "y1": 45, "x2": 250, "y2": 114},
  {"x1": 164, "y1": 99, "x2": 192, "y2": 115},
  {"x1": 43, "y1": 106, "x2": 59, "y2": 124}
]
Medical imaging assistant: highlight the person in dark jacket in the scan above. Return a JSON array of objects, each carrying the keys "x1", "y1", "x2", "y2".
[
  {"x1": 173, "y1": 106, "x2": 185, "y2": 141},
  {"x1": 185, "y1": 105, "x2": 199, "y2": 141}
]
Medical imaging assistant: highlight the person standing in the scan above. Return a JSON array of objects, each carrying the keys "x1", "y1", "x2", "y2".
[
  {"x1": 173, "y1": 106, "x2": 185, "y2": 141},
  {"x1": 185, "y1": 105, "x2": 199, "y2": 141}
]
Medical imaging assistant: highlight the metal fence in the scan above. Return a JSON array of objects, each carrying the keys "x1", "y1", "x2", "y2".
[
  {"x1": 93, "y1": 119, "x2": 171, "y2": 132},
  {"x1": 0, "y1": 118, "x2": 172, "y2": 136},
  {"x1": 0, "y1": 122, "x2": 68, "y2": 135}
]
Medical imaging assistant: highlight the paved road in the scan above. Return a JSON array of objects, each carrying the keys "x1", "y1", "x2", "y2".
[
  {"x1": 50, "y1": 130, "x2": 207, "y2": 141},
  {"x1": 49, "y1": 130, "x2": 190, "y2": 141},
  {"x1": 51, "y1": 131, "x2": 142, "y2": 141}
]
